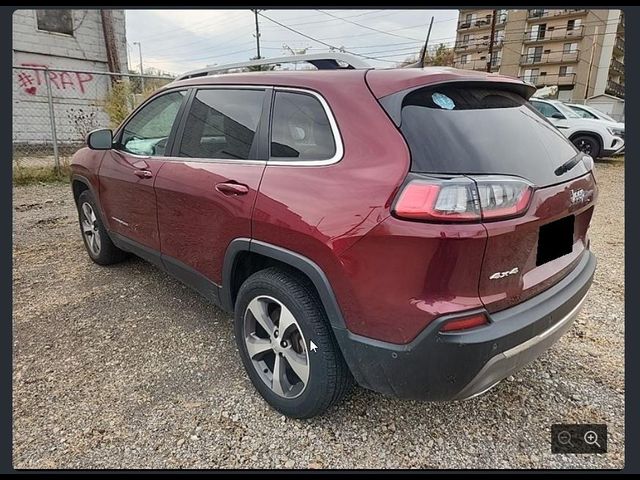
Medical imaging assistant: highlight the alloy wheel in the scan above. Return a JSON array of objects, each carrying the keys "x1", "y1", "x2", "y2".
[
  {"x1": 81, "y1": 202, "x2": 101, "y2": 256},
  {"x1": 243, "y1": 295, "x2": 310, "y2": 398},
  {"x1": 576, "y1": 139, "x2": 593, "y2": 155}
]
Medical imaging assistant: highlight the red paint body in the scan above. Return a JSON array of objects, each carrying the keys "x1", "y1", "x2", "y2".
[{"x1": 71, "y1": 67, "x2": 597, "y2": 345}]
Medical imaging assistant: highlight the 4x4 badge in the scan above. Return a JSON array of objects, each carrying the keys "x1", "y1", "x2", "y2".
[{"x1": 489, "y1": 267, "x2": 519, "y2": 280}]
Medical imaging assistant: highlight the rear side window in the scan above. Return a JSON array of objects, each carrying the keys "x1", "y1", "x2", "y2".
[
  {"x1": 396, "y1": 85, "x2": 583, "y2": 186},
  {"x1": 178, "y1": 89, "x2": 264, "y2": 160},
  {"x1": 530, "y1": 100, "x2": 562, "y2": 118},
  {"x1": 270, "y1": 91, "x2": 336, "y2": 161}
]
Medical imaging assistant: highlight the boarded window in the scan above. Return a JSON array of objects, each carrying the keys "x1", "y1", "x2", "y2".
[{"x1": 36, "y1": 10, "x2": 73, "y2": 35}]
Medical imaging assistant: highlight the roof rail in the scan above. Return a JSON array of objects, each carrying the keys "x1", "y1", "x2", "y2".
[{"x1": 174, "y1": 52, "x2": 371, "y2": 81}]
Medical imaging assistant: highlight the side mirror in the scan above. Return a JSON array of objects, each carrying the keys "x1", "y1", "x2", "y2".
[
  {"x1": 551, "y1": 112, "x2": 565, "y2": 119},
  {"x1": 86, "y1": 129, "x2": 113, "y2": 150}
]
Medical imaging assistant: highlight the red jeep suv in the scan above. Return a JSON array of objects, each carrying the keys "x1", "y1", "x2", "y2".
[{"x1": 71, "y1": 62, "x2": 597, "y2": 418}]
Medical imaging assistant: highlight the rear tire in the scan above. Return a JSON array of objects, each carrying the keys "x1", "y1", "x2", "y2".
[
  {"x1": 234, "y1": 267, "x2": 353, "y2": 418},
  {"x1": 77, "y1": 190, "x2": 127, "y2": 265},
  {"x1": 572, "y1": 135, "x2": 601, "y2": 159}
]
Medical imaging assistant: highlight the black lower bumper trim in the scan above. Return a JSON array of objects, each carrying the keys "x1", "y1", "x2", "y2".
[{"x1": 333, "y1": 251, "x2": 596, "y2": 401}]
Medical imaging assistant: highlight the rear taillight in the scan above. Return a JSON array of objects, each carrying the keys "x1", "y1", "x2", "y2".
[
  {"x1": 440, "y1": 313, "x2": 489, "y2": 332},
  {"x1": 393, "y1": 176, "x2": 533, "y2": 222},
  {"x1": 474, "y1": 176, "x2": 533, "y2": 220}
]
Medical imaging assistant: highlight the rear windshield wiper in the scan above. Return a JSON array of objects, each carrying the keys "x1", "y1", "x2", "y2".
[{"x1": 555, "y1": 155, "x2": 583, "y2": 176}]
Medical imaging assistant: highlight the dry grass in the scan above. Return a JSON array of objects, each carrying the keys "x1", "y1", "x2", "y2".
[{"x1": 12, "y1": 158, "x2": 71, "y2": 186}]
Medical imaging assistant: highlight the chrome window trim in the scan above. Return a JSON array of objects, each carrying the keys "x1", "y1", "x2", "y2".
[
  {"x1": 268, "y1": 87, "x2": 344, "y2": 167},
  {"x1": 117, "y1": 85, "x2": 343, "y2": 167}
]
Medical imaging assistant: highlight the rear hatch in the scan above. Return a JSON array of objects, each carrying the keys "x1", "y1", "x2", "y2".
[{"x1": 372, "y1": 76, "x2": 597, "y2": 312}]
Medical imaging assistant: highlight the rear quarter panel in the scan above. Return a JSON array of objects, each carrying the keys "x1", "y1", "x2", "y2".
[{"x1": 252, "y1": 75, "x2": 411, "y2": 337}]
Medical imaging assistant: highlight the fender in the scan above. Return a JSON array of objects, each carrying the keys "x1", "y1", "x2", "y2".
[
  {"x1": 221, "y1": 238, "x2": 347, "y2": 331},
  {"x1": 71, "y1": 174, "x2": 109, "y2": 228}
]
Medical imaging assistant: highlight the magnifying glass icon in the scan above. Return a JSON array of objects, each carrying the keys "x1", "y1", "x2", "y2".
[
  {"x1": 584, "y1": 430, "x2": 601, "y2": 448},
  {"x1": 558, "y1": 430, "x2": 573, "y2": 446}
]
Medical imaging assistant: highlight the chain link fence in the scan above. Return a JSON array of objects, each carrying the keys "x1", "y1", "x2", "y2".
[{"x1": 12, "y1": 65, "x2": 174, "y2": 174}]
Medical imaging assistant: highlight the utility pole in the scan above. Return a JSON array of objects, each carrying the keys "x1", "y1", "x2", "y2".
[
  {"x1": 420, "y1": 16, "x2": 434, "y2": 67},
  {"x1": 133, "y1": 41, "x2": 144, "y2": 92},
  {"x1": 487, "y1": 9, "x2": 497, "y2": 72},
  {"x1": 252, "y1": 9, "x2": 262, "y2": 60},
  {"x1": 584, "y1": 26, "x2": 599, "y2": 98}
]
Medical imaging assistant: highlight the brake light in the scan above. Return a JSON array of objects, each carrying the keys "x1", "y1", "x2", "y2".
[
  {"x1": 440, "y1": 313, "x2": 489, "y2": 332},
  {"x1": 393, "y1": 176, "x2": 533, "y2": 222},
  {"x1": 394, "y1": 178, "x2": 480, "y2": 222}
]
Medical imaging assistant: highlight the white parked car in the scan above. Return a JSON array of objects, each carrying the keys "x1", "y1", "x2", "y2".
[
  {"x1": 566, "y1": 103, "x2": 621, "y2": 124},
  {"x1": 530, "y1": 98, "x2": 624, "y2": 158}
]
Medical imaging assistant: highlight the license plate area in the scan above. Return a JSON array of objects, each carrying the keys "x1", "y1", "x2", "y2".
[{"x1": 536, "y1": 215, "x2": 575, "y2": 266}]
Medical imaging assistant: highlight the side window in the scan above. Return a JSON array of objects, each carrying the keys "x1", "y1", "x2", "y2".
[
  {"x1": 120, "y1": 91, "x2": 186, "y2": 156},
  {"x1": 178, "y1": 89, "x2": 264, "y2": 160},
  {"x1": 270, "y1": 91, "x2": 336, "y2": 161},
  {"x1": 531, "y1": 101, "x2": 560, "y2": 118},
  {"x1": 573, "y1": 107, "x2": 596, "y2": 119}
]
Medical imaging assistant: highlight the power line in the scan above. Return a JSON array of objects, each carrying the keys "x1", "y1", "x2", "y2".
[
  {"x1": 130, "y1": 10, "x2": 247, "y2": 42},
  {"x1": 315, "y1": 9, "x2": 423, "y2": 41},
  {"x1": 256, "y1": 11, "x2": 399, "y2": 64}
]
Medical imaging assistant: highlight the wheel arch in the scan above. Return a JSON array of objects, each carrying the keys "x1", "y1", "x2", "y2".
[
  {"x1": 221, "y1": 239, "x2": 347, "y2": 331},
  {"x1": 71, "y1": 175, "x2": 93, "y2": 205},
  {"x1": 71, "y1": 174, "x2": 111, "y2": 231},
  {"x1": 568, "y1": 131, "x2": 604, "y2": 151}
]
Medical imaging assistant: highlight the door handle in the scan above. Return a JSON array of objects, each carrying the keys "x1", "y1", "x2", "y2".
[
  {"x1": 134, "y1": 169, "x2": 153, "y2": 179},
  {"x1": 216, "y1": 182, "x2": 249, "y2": 196}
]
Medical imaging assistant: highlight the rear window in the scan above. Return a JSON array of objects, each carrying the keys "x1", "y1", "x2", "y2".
[{"x1": 397, "y1": 85, "x2": 586, "y2": 186}]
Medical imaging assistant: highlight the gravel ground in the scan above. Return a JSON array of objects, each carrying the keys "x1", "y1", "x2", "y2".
[{"x1": 12, "y1": 160, "x2": 625, "y2": 469}]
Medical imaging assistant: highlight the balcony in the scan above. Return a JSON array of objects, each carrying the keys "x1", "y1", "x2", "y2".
[
  {"x1": 527, "y1": 9, "x2": 587, "y2": 20},
  {"x1": 520, "y1": 50, "x2": 579, "y2": 66},
  {"x1": 519, "y1": 73, "x2": 576, "y2": 87},
  {"x1": 614, "y1": 37, "x2": 624, "y2": 53},
  {"x1": 458, "y1": 16, "x2": 493, "y2": 30},
  {"x1": 610, "y1": 58, "x2": 624, "y2": 75},
  {"x1": 606, "y1": 80, "x2": 625, "y2": 98},
  {"x1": 455, "y1": 57, "x2": 500, "y2": 72},
  {"x1": 524, "y1": 24, "x2": 584, "y2": 43},
  {"x1": 455, "y1": 39, "x2": 486, "y2": 51},
  {"x1": 454, "y1": 36, "x2": 503, "y2": 52}
]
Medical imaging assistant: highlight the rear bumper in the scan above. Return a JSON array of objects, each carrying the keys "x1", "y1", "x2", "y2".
[{"x1": 333, "y1": 250, "x2": 596, "y2": 401}]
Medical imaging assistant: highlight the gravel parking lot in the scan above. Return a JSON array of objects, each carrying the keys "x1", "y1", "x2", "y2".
[{"x1": 12, "y1": 160, "x2": 625, "y2": 469}]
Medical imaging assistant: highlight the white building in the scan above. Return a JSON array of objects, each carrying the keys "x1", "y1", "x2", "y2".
[{"x1": 12, "y1": 9, "x2": 128, "y2": 146}]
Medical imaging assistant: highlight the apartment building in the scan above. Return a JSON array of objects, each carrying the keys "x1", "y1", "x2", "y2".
[{"x1": 453, "y1": 9, "x2": 624, "y2": 102}]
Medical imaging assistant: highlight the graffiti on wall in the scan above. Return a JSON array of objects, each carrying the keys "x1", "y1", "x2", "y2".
[{"x1": 15, "y1": 63, "x2": 95, "y2": 96}]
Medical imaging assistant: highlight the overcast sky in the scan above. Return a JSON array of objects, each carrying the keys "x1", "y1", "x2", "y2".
[{"x1": 125, "y1": 9, "x2": 460, "y2": 75}]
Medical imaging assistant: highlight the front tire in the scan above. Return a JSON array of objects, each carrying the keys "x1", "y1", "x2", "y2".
[
  {"x1": 572, "y1": 135, "x2": 601, "y2": 159},
  {"x1": 77, "y1": 190, "x2": 127, "y2": 265},
  {"x1": 234, "y1": 267, "x2": 353, "y2": 418}
]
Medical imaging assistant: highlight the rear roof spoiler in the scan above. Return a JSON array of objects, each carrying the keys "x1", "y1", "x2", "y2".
[
  {"x1": 175, "y1": 52, "x2": 371, "y2": 82},
  {"x1": 376, "y1": 80, "x2": 538, "y2": 127}
]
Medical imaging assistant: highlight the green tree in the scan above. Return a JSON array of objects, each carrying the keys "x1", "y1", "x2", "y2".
[{"x1": 397, "y1": 43, "x2": 455, "y2": 68}]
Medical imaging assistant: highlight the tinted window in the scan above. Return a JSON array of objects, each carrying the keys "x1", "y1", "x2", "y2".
[
  {"x1": 396, "y1": 86, "x2": 584, "y2": 186},
  {"x1": 270, "y1": 91, "x2": 336, "y2": 161},
  {"x1": 179, "y1": 89, "x2": 264, "y2": 160},
  {"x1": 120, "y1": 91, "x2": 185, "y2": 156},
  {"x1": 530, "y1": 100, "x2": 562, "y2": 118},
  {"x1": 570, "y1": 106, "x2": 597, "y2": 119}
]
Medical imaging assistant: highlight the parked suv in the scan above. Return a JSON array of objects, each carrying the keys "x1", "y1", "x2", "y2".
[
  {"x1": 71, "y1": 64, "x2": 597, "y2": 418},
  {"x1": 530, "y1": 98, "x2": 624, "y2": 158}
]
